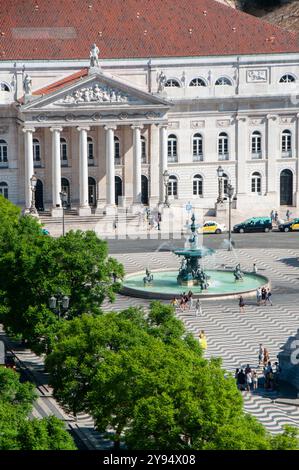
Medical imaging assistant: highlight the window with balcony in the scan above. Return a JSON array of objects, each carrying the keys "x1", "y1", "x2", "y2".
[
  {"x1": 60, "y1": 137, "x2": 68, "y2": 166},
  {"x1": 168, "y1": 175, "x2": 178, "y2": 197},
  {"x1": 251, "y1": 131, "x2": 262, "y2": 159},
  {"x1": 218, "y1": 133, "x2": 229, "y2": 160},
  {"x1": 193, "y1": 174, "x2": 203, "y2": 196},
  {"x1": 0, "y1": 139, "x2": 8, "y2": 167},
  {"x1": 168, "y1": 134, "x2": 178, "y2": 162},
  {"x1": 193, "y1": 133, "x2": 203, "y2": 161},
  {"x1": 281, "y1": 130, "x2": 292, "y2": 158},
  {"x1": 251, "y1": 172, "x2": 262, "y2": 195}
]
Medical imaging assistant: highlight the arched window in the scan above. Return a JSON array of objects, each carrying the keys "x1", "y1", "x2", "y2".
[
  {"x1": 0, "y1": 139, "x2": 8, "y2": 164},
  {"x1": 60, "y1": 138, "x2": 68, "y2": 165},
  {"x1": 282, "y1": 130, "x2": 292, "y2": 157},
  {"x1": 168, "y1": 175, "x2": 178, "y2": 197},
  {"x1": 222, "y1": 173, "x2": 229, "y2": 195},
  {"x1": 0, "y1": 83, "x2": 10, "y2": 92},
  {"x1": 215, "y1": 77, "x2": 232, "y2": 86},
  {"x1": 193, "y1": 174, "x2": 203, "y2": 197},
  {"x1": 168, "y1": 134, "x2": 178, "y2": 162},
  {"x1": 251, "y1": 172, "x2": 262, "y2": 194},
  {"x1": 0, "y1": 182, "x2": 8, "y2": 199},
  {"x1": 218, "y1": 133, "x2": 229, "y2": 160},
  {"x1": 279, "y1": 74, "x2": 295, "y2": 83},
  {"x1": 33, "y1": 138, "x2": 41, "y2": 164},
  {"x1": 189, "y1": 78, "x2": 206, "y2": 87},
  {"x1": 193, "y1": 134, "x2": 203, "y2": 161},
  {"x1": 141, "y1": 136, "x2": 146, "y2": 163},
  {"x1": 251, "y1": 131, "x2": 262, "y2": 159},
  {"x1": 165, "y1": 79, "x2": 180, "y2": 88},
  {"x1": 87, "y1": 136, "x2": 94, "y2": 163},
  {"x1": 114, "y1": 136, "x2": 121, "y2": 164}
]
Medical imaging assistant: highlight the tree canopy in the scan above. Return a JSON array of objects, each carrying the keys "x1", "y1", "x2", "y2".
[
  {"x1": 45, "y1": 302, "x2": 299, "y2": 450},
  {"x1": 0, "y1": 367, "x2": 76, "y2": 450}
]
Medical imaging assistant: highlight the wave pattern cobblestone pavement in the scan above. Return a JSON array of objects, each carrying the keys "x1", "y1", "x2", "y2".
[{"x1": 101, "y1": 248, "x2": 299, "y2": 435}]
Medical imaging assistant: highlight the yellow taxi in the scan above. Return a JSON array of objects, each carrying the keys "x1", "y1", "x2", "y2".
[
  {"x1": 290, "y1": 220, "x2": 299, "y2": 231},
  {"x1": 199, "y1": 221, "x2": 226, "y2": 234}
]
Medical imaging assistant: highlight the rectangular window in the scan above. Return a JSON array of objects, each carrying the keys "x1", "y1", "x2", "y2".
[
  {"x1": 88, "y1": 143, "x2": 93, "y2": 159},
  {"x1": 0, "y1": 146, "x2": 8, "y2": 162}
]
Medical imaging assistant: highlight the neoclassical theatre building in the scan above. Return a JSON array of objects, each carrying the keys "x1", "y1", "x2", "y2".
[{"x1": 1, "y1": 0, "x2": 299, "y2": 217}]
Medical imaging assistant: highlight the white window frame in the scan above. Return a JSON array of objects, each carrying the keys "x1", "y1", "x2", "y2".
[
  {"x1": 218, "y1": 133, "x2": 229, "y2": 160},
  {"x1": 189, "y1": 78, "x2": 207, "y2": 87},
  {"x1": 168, "y1": 175, "x2": 178, "y2": 197},
  {"x1": 141, "y1": 136, "x2": 147, "y2": 163},
  {"x1": 192, "y1": 134, "x2": 203, "y2": 161},
  {"x1": 215, "y1": 77, "x2": 232, "y2": 86},
  {"x1": 0, "y1": 82, "x2": 10, "y2": 92},
  {"x1": 165, "y1": 79, "x2": 181, "y2": 88},
  {"x1": 87, "y1": 136, "x2": 94, "y2": 163},
  {"x1": 279, "y1": 74, "x2": 296, "y2": 83},
  {"x1": 251, "y1": 131, "x2": 262, "y2": 159},
  {"x1": 33, "y1": 138, "x2": 41, "y2": 164},
  {"x1": 281, "y1": 130, "x2": 292, "y2": 158},
  {"x1": 251, "y1": 172, "x2": 262, "y2": 195},
  {"x1": 193, "y1": 175, "x2": 203, "y2": 197},
  {"x1": 168, "y1": 134, "x2": 178, "y2": 162},
  {"x1": 0, "y1": 181, "x2": 8, "y2": 198},
  {"x1": 114, "y1": 136, "x2": 121, "y2": 165},
  {"x1": 0, "y1": 139, "x2": 8, "y2": 165},
  {"x1": 60, "y1": 137, "x2": 68, "y2": 165}
]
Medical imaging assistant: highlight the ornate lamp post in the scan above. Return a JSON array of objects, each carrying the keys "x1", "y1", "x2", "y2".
[
  {"x1": 49, "y1": 292, "x2": 70, "y2": 320},
  {"x1": 216, "y1": 165, "x2": 224, "y2": 204},
  {"x1": 163, "y1": 169, "x2": 170, "y2": 208},
  {"x1": 59, "y1": 191, "x2": 68, "y2": 236},
  {"x1": 226, "y1": 183, "x2": 237, "y2": 252},
  {"x1": 29, "y1": 174, "x2": 38, "y2": 215}
]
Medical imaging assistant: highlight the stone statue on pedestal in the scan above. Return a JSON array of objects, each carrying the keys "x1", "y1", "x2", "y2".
[
  {"x1": 90, "y1": 43, "x2": 100, "y2": 68},
  {"x1": 157, "y1": 71, "x2": 167, "y2": 92},
  {"x1": 23, "y1": 74, "x2": 32, "y2": 95}
]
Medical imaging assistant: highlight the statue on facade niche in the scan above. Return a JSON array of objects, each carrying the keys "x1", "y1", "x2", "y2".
[
  {"x1": 157, "y1": 71, "x2": 167, "y2": 92},
  {"x1": 23, "y1": 73, "x2": 32, "y2": 95},
  {"x1": 90, "y1": 43, "x2": 100, "y2": 68}
]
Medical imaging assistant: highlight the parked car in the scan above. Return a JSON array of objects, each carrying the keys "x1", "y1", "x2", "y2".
[
  {"x1": 199, "y1": 221, "x2": 226, "y2": 234},
  {"x1": 233, "y1": 217, "x2": 272, "y2": 233},
  {"x1": 278, "y1": 218, "x2": 299, "y2": 232}
]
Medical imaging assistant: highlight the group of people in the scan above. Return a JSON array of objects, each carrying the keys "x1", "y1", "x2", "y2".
[
  {"x1": 235, "y1": 365, "x2": 258, "y2": 392},
  {"x1": 256, "y1": 287, "x2": 272, "y2": 306},
  {"x1": 144, "y1": 208, "x2": 162, "y2": 231},
  {"x1": 270, "y1": 209, "x2": 291, "y2": 223},
  {"x1": 171, "y1": 292, "x2": 203, "y2": 316}
]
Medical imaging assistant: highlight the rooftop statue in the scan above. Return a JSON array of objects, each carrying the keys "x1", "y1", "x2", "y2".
[
  {"x1": 90, "y1": 43, "x2": 100, "y2": 68},
  {"x1": 23, "y1": 73, "x2": 32, "y2": 95}
]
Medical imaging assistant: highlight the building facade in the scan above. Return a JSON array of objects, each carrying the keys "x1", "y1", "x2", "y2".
[{"x1": 1, "y1": 0, "x2": 299, "y2": 217}]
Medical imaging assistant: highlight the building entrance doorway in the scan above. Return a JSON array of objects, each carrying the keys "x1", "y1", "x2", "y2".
[
  {"x1": 61, "y1": 178, "x2": 71, "y2": 207},
  {"x1": 280, "y1": 169, "x2": 293, "y2": 205},
  {"x1": 88, "y1": 177, "x2": 97, "y2": 206}
]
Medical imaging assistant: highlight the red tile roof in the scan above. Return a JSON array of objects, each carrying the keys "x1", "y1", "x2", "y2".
[
  {"x1": 1, "y1": 0, "x2": 299, "y2": 60},
  {"x1": 33, "y1": 68, "x2": 89, "y2": 95}
]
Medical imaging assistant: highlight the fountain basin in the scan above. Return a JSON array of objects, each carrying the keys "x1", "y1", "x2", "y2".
[{"x1": 122, "y1": 269, "x2": 269, "y2": 300}]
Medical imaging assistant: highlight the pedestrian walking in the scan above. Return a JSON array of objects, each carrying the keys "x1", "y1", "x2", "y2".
[
  {"x1": 187, "y1": 290, "x2": 193, "y2": 310},
  {"x1": 195, "y1": 299, "x2": 202, "y2": 317},
  {"x1": 258, "y1": 343, "x2": 264, "y2": 366},
  {"x1": 237, "y1": 369, "x2": 246, "y2": 391},
  {"x1": 246, "y1": 370, "x2": 253, "y2": 392},
  {"x1": 266, "y1": 288, "x2": 273, "y2": 306},
  {"x1": 252, "y1": 371, "x2": 258, "y2": 390},
  {"x1": 286, "y1": 209, "x2": 291, "y2": 221},
  {"x1": 256, "y1": 287, "x2": 262, "y2": 306},
  {"x1": 270, "y1": 210, "x2": 274, "y2": 222},
  {"x1": 274, "y1": 211, "x2": 278, "y2": 223},
  {"x1": 263, "y1": 348, "x2": 270, "y2": 367},
  {"x1": 239, "y1": 295, "x2": 245, "y2": 313},
  {"x1": 198, "y1": 330, "x2": 207, "y2": 350},
  {"x1": 261, "y1": 287, "x2": 267, "y2": 305},
  {"x1": 253, "y1": 263, "x2": 257, "y2": 274}
]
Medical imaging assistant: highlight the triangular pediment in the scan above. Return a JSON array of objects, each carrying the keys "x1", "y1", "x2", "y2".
[{"x1": 21, "y1": 71, "x2": 171, "y2": 111}]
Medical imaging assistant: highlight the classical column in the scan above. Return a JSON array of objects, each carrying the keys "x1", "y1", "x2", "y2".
[
  {"x1": 131, "y1": 124, "x2": 143, "y2": 205},
  {"x1": 50, "y1": 127, "x2": 63, "y2": 215},
  {"x1": 159, "y1": 124, "x2": 168, "y2": 204},
  {"x1": 104, "y1": 125, "x2": 116, "y2": 210},
  {"x1": 266, "y1": 114, "x2": 279, "y2": 204},
  {"x1": 23, "y1": 127, "x2": 35, "y2": 211},
  {"x1": 235, "y1": 116, "x2": 248, "y2": 205},
  {"x1": 77, "y1": 126, "x2": 91, "y2": 215}
]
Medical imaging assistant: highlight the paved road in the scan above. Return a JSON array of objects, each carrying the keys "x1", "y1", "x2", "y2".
[{"x1": 107, "y1": 231, "x2": 299, "y2": 253}]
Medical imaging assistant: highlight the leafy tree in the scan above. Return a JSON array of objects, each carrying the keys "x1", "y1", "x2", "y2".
[
  {"x1": 0, "y1": 198, "x2": 124, "y2": 352},
  {"x1": 0, "y1": 367, "x2": 76, "y2": 450},
  {"x1": 45, "y1": 303, "x2": 298, "y2": 450},
  {"x1": 270, "y1": 425, "x2": 299, "y2": 450}
]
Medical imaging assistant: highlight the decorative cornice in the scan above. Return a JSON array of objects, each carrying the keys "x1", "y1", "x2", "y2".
[{"x1": 22, "y1": 127, "x2": 35, "y2": 133}]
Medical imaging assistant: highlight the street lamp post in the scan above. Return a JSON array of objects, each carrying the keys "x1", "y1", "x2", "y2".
[
  {"x1": 49, "y1": 292, "x2": 70, "y2": 320},
  {"x1": 29, "y1": 174, "x2": 38, "y2": 215},
  {"x1": 59, "y1": 191, "x2": 68, "y2": 237},
  {"x1": 226, "y1": 183, "x2": 236, "y2": 252},
  {"x1": 216, "y1": 165, "x2": 224, "y2": 204},
  {"x1": 163, "y1": 169, "x2": 170, "y2": 208}
]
